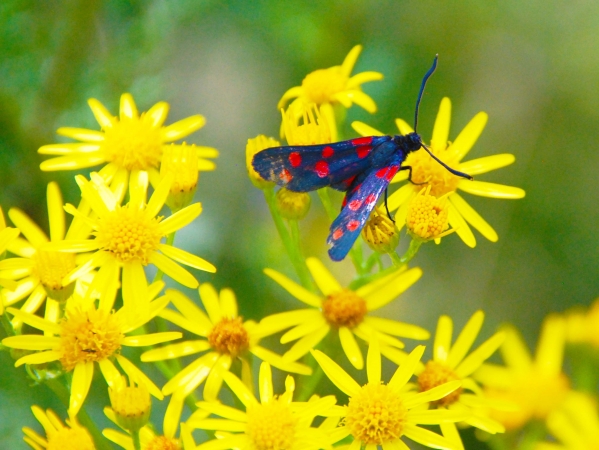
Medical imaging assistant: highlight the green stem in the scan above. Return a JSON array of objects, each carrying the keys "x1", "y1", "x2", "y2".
[
  {"x1": 0, "y1": 311, "x2": 15, "y2": 338},
  {"x1": 317, "y1": 188, "x2": 364, "y2": 274},
  {"x1": 398, "y1": 239, "x2": 423, "y2": 265},
  {"x1": 263, "y1": 187, "x2": 314, "y2": 290},
  {"x1": 132, "y1": 429, "x2": 142, "y2": 450},
  {"x1": 518, "y1": 421, "x2": 547, "y2": 450},
  {"x1": 288, "y1": 219, "x2": 316, "y2": 291},
  {"x1": 45, "y1": 378, "x2": 113, "y2": 450}
]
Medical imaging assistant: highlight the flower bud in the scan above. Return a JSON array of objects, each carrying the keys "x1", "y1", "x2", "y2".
[
  {"x1": 160, "y1": 144, "x2": 199, "y2": 211},
  {"x1": 361, "y1": 208, "x2": 399, "y2": 254},
  {"x1": 108, "y1": 377, "x2": 151, "y2": 433},
  {"x1": 276, "y1": 188, "x2": 311, "y2": 220},
  {"x1": 246, "y1": 135, "x2": 279, "y2": 189}
]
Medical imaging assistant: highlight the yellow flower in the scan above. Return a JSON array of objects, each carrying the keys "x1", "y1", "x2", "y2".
[
  {"x1": 38, "y1": 93, "x2": 217, "y2": 193},
  {"x1": 246, "y1": 135, "x2": 279, "y2": 189},
  {"x1": 43, "y1": 172, "x2": 215, "y2": 318},
  {"x1": 0, "y1": 183, "x2": 91, "y2": 326},
  {"x1": 475, "y1": 315, "x2": 571, "y2": 431},
  {"x1": 0, "y1": 205, "x2": 21, "y2": 293},
  {"x1": 416, "y1": 311, "x2": 507, "y2": 448},
  {"x1": 312, "y1": 340, "x2": 469, "y2": 449},
  {"x1": 406, "y1": 186, "x2": 455, "y2": 242},
  {"x1": 141, "y1": 285, "x2": 311, "y2": 433},
  {"x1": 23, "y1": 406, "x2": 95, "y2": 450},
  {"x1": 282, "y1": 102, "x2": 332, "y2": 146},
  {"x1": 260, "y1": 257, "x2": 429, "y2": 369},
  {"x1": 352, "y1": 97, "x2": 525, "y2": 247},
  {"x1": 103, "y1": 405, "x2": 199, "y2": 450},
  {"x1": 108, "y1": 376, "x2": 152, "y2": 433},
  {"x1": 564, "y1": 297, "x2": 599, "y2": 347},
  {"x1": 2, "y1": 289, "x2": 179, "y2": 416},
  {"x1": 361, "y1": 207, "x2": 400, "y2": 254},
  {"x1": 536, "y1": 392, "x2": 599, "y2": 450},
  {"x1": 279, "y1": 45, "x2": 383, "y2": 141},
  {"x1": 189, "y1": 362, "x2": 336, "y2": 450}
]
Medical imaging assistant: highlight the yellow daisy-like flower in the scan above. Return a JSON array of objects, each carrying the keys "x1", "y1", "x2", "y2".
[
  {"x1": 416, "y1": 311, "x2": 507, "y2": 448},
  {"x1": 312, "y1": 340, "x2": 469, "y2": 450},
  {"x1": 564, "y1": 297, "x2": 599, "y2": 347},
  {"x1": 279, "y1": 45, "x2": 383, "y2": 141},
  {"x1": 536, "y1": 392, "x2": 599, "y2": 450},
  {"x1": 141, "y1": 285, "x2": 311, "y2": 432},
  {"x1": 475, "y1": 315, "x2": 571, "y2": 431},
  {"x1": 406, "y1": 186, "x2": 455, "y2": 242},
  {"x1": 38, "y1": 93, "x2": 217, "y2": 193},
  {"x1": 260, "y1": 257, "x2": 429, "y2": 370},
  {"x1": 44, "y1": 172, "x2": 215, "y2": 318},
  {"x1": 103, "y1": 406, "x2": 199, "y2": 450},
  {"x1": 23, "y1": 406, "x2": 95, "y2": 450},
  {"x1": 0, "y1": 205, "x2": 21, "y2": 293},
  {"x1": 282, "y1": 102, "x2": 332, "y2": 146},
  {"x1": 0, "y1": 183, "x2": 91, "y2": 326},
  {"x1": 2, "y1": 289, "x2": 179, "y2": 416},
  {"x1": 352, "y1": 97, "x2": 525, "y2": 247},
  {"x1": 189, "y1": 361, "x2": 336, "y2": 450}
]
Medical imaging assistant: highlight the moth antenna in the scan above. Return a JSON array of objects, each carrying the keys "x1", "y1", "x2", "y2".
[
  {"x1": 414, "y1": 54, "x2": 438, "y2": 134},
  {"x1": 421, "y1": 142, "x2": 473, "y2": 180}
]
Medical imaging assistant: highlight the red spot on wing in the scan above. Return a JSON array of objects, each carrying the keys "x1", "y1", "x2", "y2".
[
  {"x1": 365, "y1": 193, "x2": 377, "y2": 204},
  {"x1": 348, "y1": 199, "x2": 363, "y2": 211},
  {"x1": 356, "y1": 146, "x2": 372, "y2": 159},
  {"x1": 347, "y1": 220, "x2": 360, "y2": 231},
  {"x1": 332, "y1": 229, "x2": 344, "y2": 240},
  {"x1": 322, "y1": 146, "x2": 334, "y2": 158},
  {"x1": 351, "y1": 137, "x2": 373, "y2": 146},
  {"x1": 385, "y1": 165, "x2": 399, "y2": 181},
  {"x1": 376, "y1": 167, "x2": 389, "y2": 179},
  {"x1": 289, "y1": 152, "x2": 301, "y2": 167},
  {"x1": 279, "y1": 169, "x2": 293, "y2": 184},
  {"x1": 342, "y1": 195, "x2": 348, "y2": 208},
  {"x1": 315, "y1": 161, "x2": 329, "y2": 178}
]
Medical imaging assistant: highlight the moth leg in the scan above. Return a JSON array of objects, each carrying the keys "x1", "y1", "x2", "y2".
[
  {"x1": 399, "y1": 165, "x2": 429, "y2": 185},
  {"x1": 384, "y1": 188, "x2": 395, "y2": 222}
]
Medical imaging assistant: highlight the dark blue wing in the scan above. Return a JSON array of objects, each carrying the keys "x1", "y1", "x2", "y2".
[
  {"x1": 327, "y1": 156, "x2": 403, "y2": 261},
  {"x1": 252, "y1": 136, "x2": 392, "y2": 192}
]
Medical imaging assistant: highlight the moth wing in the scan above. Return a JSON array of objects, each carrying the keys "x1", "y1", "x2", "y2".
[{"x1": 251, "y1": 136, "x2": 392, "y2": 192}]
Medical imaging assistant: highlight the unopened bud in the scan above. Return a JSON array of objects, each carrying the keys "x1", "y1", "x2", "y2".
[{"x1": 362, "y1": 208, "x2": 399, "y2": 254}]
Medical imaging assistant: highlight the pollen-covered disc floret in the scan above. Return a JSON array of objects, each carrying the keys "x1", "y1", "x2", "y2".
[
  {"x1": 31, "y1": 249, "x2": 77, "y2": 301},
  {"x1": 362, "y1": 208, "x2": 399, "y2": 253},
  {"x1": 322, "y1": 288, "x2": 367, "y2": 328},
  {"x1": 406, "y1": 148, "x2": 461, "y2": 198},
  {"x1": 345, "y1": 382, "x2": 409, "y2": 445},
  {"x1": 95, "y1": 206, "x2": 163, "y2": 264},
  {"x1": 145, "y1": 436, "x2": 180, "y2": 450},
  {"x1": 102, "y1": 118, "x2": 163, "y2": 171},
  {"x1": 246, "y1": 400, "x2": 298, "y2": 450},
  {"x1": 406, "y1": 187, "x2": 452, "y2": 241},
  {"x1": 59, "y1": 307, "x2": 123, "y2": 371},
  {"x1": 418, "y1": 361, "x2": 463, "y2": 406},
  {"x1": 207, "y1": 317, "x2": 250, "y2": 357}
]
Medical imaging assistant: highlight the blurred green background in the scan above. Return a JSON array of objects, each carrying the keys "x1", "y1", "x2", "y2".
[{"x1": 1, "y1": 0, "x2": 598, "y2": 448}]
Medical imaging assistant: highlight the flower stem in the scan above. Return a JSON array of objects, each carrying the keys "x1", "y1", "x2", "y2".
[
  {"x1": 132, "y1": 429, "x2": 142, "y2": 450},
  {"x1": 398, "y1": 239, "x2": 422, "y2": 265},
  {"x1": 45, "y1": 377, "x2": 113, "y2": 450},
  {"x1": 263, "y1": 187, "x2": 314, "y2": 290}
]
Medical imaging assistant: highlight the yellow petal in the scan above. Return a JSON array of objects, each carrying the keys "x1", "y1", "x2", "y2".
[
  {"x1": 306, "y1": 257, "x2": 341, "y2": 295},
  {"x1": 281, "y1": 316, "x2": 327, "y2": 344},
  {"x1": 389, "y1": 345, "x2": 425, "y2": 390},
  {"x1": 341, "y1": 45, "x2": 362, "y2": 77},
  {"x1": 277, "y1": 86, "x2": 303, "y2": 109},
  {"x1": 161, "y1": 115, "x2": 206, "y2": 142},
  {"x1": 46, "y1": 182, "x2": 65, "y2": 242},
  {"x1": 283, "y1": 323, "x2": 330, "y2": 362},
  {"x1": 407, "y1": 409, "x2": 470, "y2": 425},
  {"x1": 145, "y1": 173, "x2": 172, "y2": 218},
  {"x1": 343, "y1": 90, "x2": 377, "y2": 113},
  {"x1": 122, "y1": 331, "x2": 182, "y2": 347},
  {"x1": 57, "y1": 127, "x2": 105, "y2": 142},
  {"x1": 149, "y1": 252, "x2": 198, "y2": 288},
  {"x1": 219, "y1": 288, "x2": 237, "y2": 318},
  {"x1": 363, "y1": 267, "x2": 422, "y2": 311},
  {"x1": 6, "y1": 307, "x2": 61, "y2": 334},
  {"x1": 69, "y1": 361, "x2": 94, "y2": 416},
  {"x1": 251, "y1": 345, "x2": 312, "y2": 375},
  {"x1": 122, "y1": 261, "x2": 149, "y2": 320},
  {"x1": 448, "y1": 202, "x2": 476, "y2": 248},
  {"x1": 446, "y1": 310, "x2": 484, "y2": 369},
  {"x1": 363, "y1": 316, "x2": 429, "y2": 340},
  {"x1": 365, "y1": 336, "x2": 381, "y2": 383},
  {"x1": 320, "y1": 102, "x2": 338, "y2": 142},
  {"x1": 264, "y1": 268, "x2": 321, "y2": 307},
  {"x1": 499, "y1": 325, "x2": 532, "y2": 370},
  {"x1": 449, "y1": 194, "x2": 498, "y2": 242},
  {"x1": 311, "y1": 349, "x2": 361, "y2": 397},
  {"x1": 351, "y1": 121, "x2": 385, "y2": 137},
  {"x1": 535, "y1": 315, "x2": 566, "y2": 376},
  {"x1": 448, "y1": 112, "x2": 488, "y2": 161},
  {"x1": 144, "y1": 101, "x2": 170, "y2": 127},
  {"x1": 434, "y1": 315, "x2": 453, "y2": 364},
  {"x1": 141, "y1": 340, "x2": 211, "y2": 362},
  {"x1": 395, "y1": 118, "x2": 414, "y2": 135},
  {"x1": 403, "y1": 380, "x2": 462, "y2": 408},
  {"x1": 340, "y1": 326, "x2": 364, "y2": 370},
  {"x1": 458, "y1": 180, "x2": 525, "y2": 199},
  {"x1": 38, "y1": 143, "x2": 101, "y2": 155},
  {"x1": 8, "y1": 208, "x2": 48, "y2": 246},
  {"x1": 431, "y1": 97, "x2": 451, "y2": 152},
  {"x1": 199, "y1": 283, "x2": 222, "y2": 324},
  {"x1": 157, "y1": 203, "x2": 203, "y2": 235},
  {"x1": 98, "y1": 358, "x2": 121, "y2": 387},
  {"x1": 455, "y1": 331, "x2": 505, "y2": 377},
  {"x1": 259, "y1": 309, "x2": 320, "y2": 337},
  {"x1": 387, "y1": 184, "x2": 414, "y2": 210},
  {"x1": 162, "y1": 352, "x2": 219, "y2": 395},
  {"x1": 158, "y1": 244, "x2": 216, "y2": 273},
  {"x1": 40, "y1": 154, "x2": 106, "y2": 171},
  {"x1": 15, "y1": 350, "x2": 61, "y2": 367},
  {"x1": 119, "y1": 93, "x2": 139, "y2": 120},
  {"x1": 167, "y1": 288, "x2": 213, "y2": 334},
  {"x1": 258, "y1": 362, "x2": 273, "y2": 404},
  {"x1": 116, "y1": 354, "x2": 163, "y2": 399},
  {"x1": 222, "y1": 370, "x2": 258, "y2": 407},
  {"x1": 203, "y1": 354, "x2": 231, "y2": 401},
  {"x1": 87, "y1": 98, "x2": 115, "y2": 129},
  {"x1": 347, "y1": 71, "x2": 384, "y2": 89},
  {"x1": 403, "y1": 423, "x2": 457, "y2": 450},
  {"x1": 458, "y1": 153, "x2": 515, "y2": 175},
  {"x1": 195, "y1": 401, "x2": 247, "y2": 422}
]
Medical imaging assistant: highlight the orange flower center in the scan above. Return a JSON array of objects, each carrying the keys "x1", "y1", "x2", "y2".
[
  {"x1": 144, "y1": 436, "x2": 180, "y2": 450},
  {"x1": 246, "y1": 400, "x2": 298, "y2": 450},
  {"x1": 32, "y1": 249, "x2": 76, "y2": 302},
  {"x1": 46, "y1": 426, "x2": 95, "y2": 450},
  {"x1": 102, "y1": 117, "x2": 163, "y2": 171},
  {"x1": 322, "y1": 289, "x2": 367, "y2": 329},
  {"x1": 95, "y1": 206, "x2": 163, "y2": 264},
  {"x1": 59, "y1": 306, "x2": 123, "y2": 371},
  {"x1": 301, "y1": 68, "x2": 348, "y2": 105},
  {"x1": 208, "y1": 317, "x2": 250, "y2": 357},
  {"x1": 345, "y1": 382, "x2": 408, "y2": 445},
  {"x1": 418, "y1": 360, "x2": 463, "y2": 406}
]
